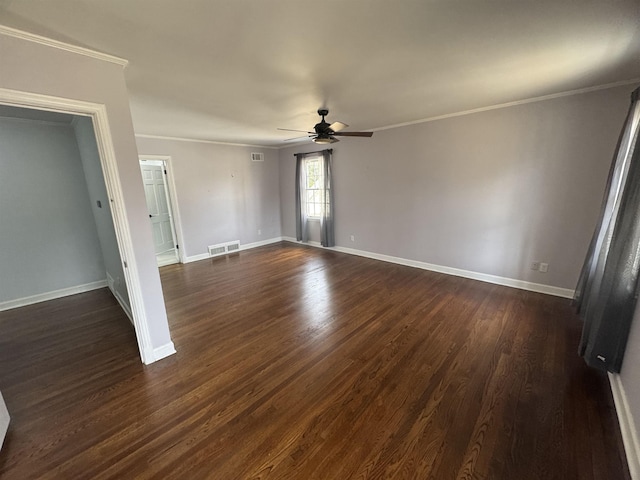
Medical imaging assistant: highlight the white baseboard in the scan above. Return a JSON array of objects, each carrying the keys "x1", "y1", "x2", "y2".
[
  {"x1": 157, "y1": 257, "x2": 179, "y2": 267},
  {"x1": 107, "y1": 272, "x2": 133, "y2": 324},
  {"x1": 281, "y1": 237, "x2": 575, "y2": 299},
  {"x1": 106, "y1": 272, "x2": 115, "y2": 292},
  {"x1": 184, "y1": 237, "x2": 284, "y2": 264},
  {"x1": 144, "y1": 341, "x2": 176, "y2": 365},
  {"x1": 114, "y1": 291, "x2": 133, "y2": 324},
  {"x1": 609, "y1": 373, "x2": 640, "y2": 479},
  {"x1": 184, "y1": 252, "x2": 210, "y2": 264},
  {"x1": 0, "y1": 279, "x2": 109, "y2": 312},
  {"x1": 239, "y1": 237, "x2": 284, "y2": 251}
]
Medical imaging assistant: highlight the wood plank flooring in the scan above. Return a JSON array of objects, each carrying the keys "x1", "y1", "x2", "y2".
[{"x1": 0, "y1": 242, "x2": 630, "y2": 479}]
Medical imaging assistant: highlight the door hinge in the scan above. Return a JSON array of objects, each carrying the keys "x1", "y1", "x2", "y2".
[
  {"x1": 176, "y1": 244, "x2": 179, "y2": 249},
  {"x1": 123, "y1": 261, "x2": 128, "y2": 268},
  {"x1": 164, "y1": 169, "x2": 167, "y2": 174}
]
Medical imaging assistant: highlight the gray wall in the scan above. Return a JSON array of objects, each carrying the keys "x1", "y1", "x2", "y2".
[
  {"x1": 279, "y1": 85, "x2": 632, "y2": 290},
  {"x1": 0, "y1": 117, "x2": 106, "y2": 303},
  {"x1": 135, "y1": 137, "x2": 281, "y2": 259},
  {"x1": 1, "y1": 31, "x2": 172, "y2": 355},
  {"x1": 73, "y1": 116, "x2": 130, "y2": 311}
]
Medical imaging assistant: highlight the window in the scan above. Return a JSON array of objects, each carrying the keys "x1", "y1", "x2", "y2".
[
  {"x1": 305, "y1": 155, "x2": 324, "y2": 218},
  {"x1": 295, "y1": 149, "x2": 334, "y2": 247}
]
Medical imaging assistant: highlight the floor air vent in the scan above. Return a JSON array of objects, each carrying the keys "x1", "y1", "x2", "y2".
[{"x1": 208, "y1": 240, "x2": 241, "y2": 258}]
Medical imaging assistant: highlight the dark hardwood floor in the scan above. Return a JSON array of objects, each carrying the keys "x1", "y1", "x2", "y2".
[{"x1": 0, "y1": 242, "x2": 630, "y2": 479}]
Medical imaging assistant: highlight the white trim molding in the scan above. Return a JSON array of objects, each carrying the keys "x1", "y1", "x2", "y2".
[
  {"x1": 114, "y1": 291, "x2": 133, "y2": 324},
  {"x1": 135, "y1": 133, "x2": 278, "y2": 150},
  {"x1": 184, "y1": 253, "x2": 211, "y2": 264},
  {"x1": 282, "y1": 237, "x2": 575, "y2": 299},
  {"x1": 239, "y1": 237, "x2": 284, "y2": 252},
  {"x1": 0, "y1": 25, "x2": 128, "y2": 67},
  {"x1": 0, "y1": 280, "x2": 108, "y2": 312},
  {"x1": 152, "y1": 342, "x2": 177, "y2": 362},
  {"x1": 106, "y1": 272, "x2": 133, "y2": 323},
  {"x1": 0, "y1": 87, "x2": 167, "y2": 365},
  {"x1": 609, "y1": 373, "x2": 640, "y2": 479},
  {"x1": 371, "y1": 78, "x2": 640, "y2": 133}
]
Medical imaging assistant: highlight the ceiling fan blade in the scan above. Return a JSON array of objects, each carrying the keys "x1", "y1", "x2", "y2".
[
  {"x1": 278, "y1": 128, "x2": 314, "y2": 134},
  {"x1": 284, "y1": 135, "x2": 312, "y2": 142},
  {"x1": 329, "y1": 121, "x2": 348, "y2": 132},
  {"x1": 333, "y1": 131, "x2": 373, "y2": 137}
]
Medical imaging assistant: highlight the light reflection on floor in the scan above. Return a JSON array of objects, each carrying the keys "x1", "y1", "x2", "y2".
[{"x1": 300, "y1": 259, "x2": 335, "y2": 331}]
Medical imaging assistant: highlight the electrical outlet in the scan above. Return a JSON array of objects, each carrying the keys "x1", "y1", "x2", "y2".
[
  {"x1": 531, "y1": 262, "x2": 540, "y2": 271},
  {"x1": 539, "y1": 263, "x2": 549, "y2": 273},
  {"x1": 350, "y1": 235, "x2": 355, "y2": 242}
]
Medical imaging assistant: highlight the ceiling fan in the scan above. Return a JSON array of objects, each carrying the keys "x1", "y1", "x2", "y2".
[{"x1": 278, "y1": 109, "x2": 373, "y2": 144}]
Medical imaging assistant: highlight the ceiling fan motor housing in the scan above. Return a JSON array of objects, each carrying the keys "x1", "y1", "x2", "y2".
[
  {"x1": 315, "y1": 109, "x2": 332, "y2": 134},
  {"x1": 277, "y1": 108, "x2": 371, "y2": 143}
]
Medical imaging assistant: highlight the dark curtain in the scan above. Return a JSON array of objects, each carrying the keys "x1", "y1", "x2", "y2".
[
  {"x1": 319, "y1": 149, "x2": 335, "y2": 247},
  {"x1": 295, "y1": 153, "x2": 308, "y2": 242},
  {"x1": 574, "y1": 86, "x2": 640, "y2": 373}
]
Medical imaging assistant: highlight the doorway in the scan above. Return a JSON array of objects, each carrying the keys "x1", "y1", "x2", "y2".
[
  {"x1": 0, "y1": 88, "x2": 173, "y2": 365},
  {"x1": 139, "y1": 156, "x2": 183, "y2": 266}
]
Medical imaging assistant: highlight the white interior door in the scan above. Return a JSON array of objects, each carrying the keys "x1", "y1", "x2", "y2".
[{"x1": 140, "y1": 164, "x2": 176, "y2": 255}]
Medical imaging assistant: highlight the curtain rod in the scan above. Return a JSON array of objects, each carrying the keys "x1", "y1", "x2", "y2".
[{"x1": 293, "y1": 148, "x2": 332, "y2": 157}]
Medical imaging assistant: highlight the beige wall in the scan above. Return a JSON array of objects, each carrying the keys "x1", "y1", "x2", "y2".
[{"x1": 280, "y1": 85, "x2": 632, "y2": 290}]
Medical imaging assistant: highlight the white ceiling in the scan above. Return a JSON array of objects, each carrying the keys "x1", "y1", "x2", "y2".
[{"x1": 1, "y1": 0, "x2": 638, "y2": 147}]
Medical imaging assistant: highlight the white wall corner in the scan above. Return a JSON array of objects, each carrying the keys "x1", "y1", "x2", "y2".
[{"x1": 609, "y1": 373, "x2": 640, "y2": 479}]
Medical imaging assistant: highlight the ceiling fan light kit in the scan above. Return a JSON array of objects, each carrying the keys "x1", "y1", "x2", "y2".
[
  {"x1": 313, "y1": 136, "x2": 335, "y2": 144},
  {"x1": 278, "y1": 109, "x2": 373, "y2": 144}
]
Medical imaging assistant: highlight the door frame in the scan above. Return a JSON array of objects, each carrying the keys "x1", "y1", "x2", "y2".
[
  {"x1": 0, "y1": 87, "x2": 158, "y2": 365},
  {"x1": 139, "y1": 155, "x2": 185, "y2": 264}
]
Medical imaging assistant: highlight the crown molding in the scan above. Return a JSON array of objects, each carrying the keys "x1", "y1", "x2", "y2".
[
  {"x1": 0, "y1": 24, "x2": 128, "y2": 67},
  {"x1": 371, "y1": 78, "x2": 640, "y2": 133},
  {"x1": 135, "y1": 133, "x2": 279, "y2": 150}
]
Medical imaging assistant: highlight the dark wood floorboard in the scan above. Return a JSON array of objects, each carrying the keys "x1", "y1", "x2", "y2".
[{"x1": 0, "y1": 242, "x2": 631, "y2": 479}]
